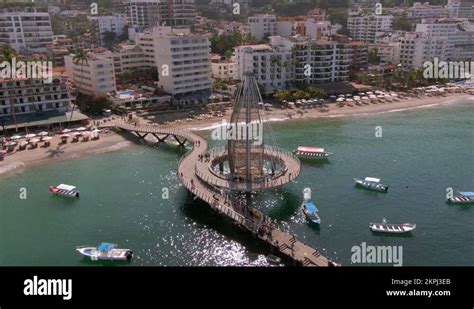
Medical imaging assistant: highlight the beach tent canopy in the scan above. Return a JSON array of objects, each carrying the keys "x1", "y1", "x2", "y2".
[
  {"x1": 57, "y1": 184, "x2": 76, "y2": 191},
  {"x1": 365, "y1": 177, "x2": 380, "y2": 183},
  {"x1": 306, "y1": 201, "x2": 319, "y2": 213},
  {"x1": 297, "y1": 146, "x2": 324, "y2": 153},
  {"x1": 98, "y1": 243, "x2": 117, "y2": 251}
]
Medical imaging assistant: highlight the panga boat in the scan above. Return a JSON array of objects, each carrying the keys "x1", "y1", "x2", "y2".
[
  {"x1": 354, "y1": 177, "x2": 388, "y2": 192},
  {"x1": 447, "y1": 192, "x2": 474, "y2": 204},
  {"x1": 369, "y1": 219, "x2": 416, "y2": 234},
  {"x1": 76, "y1": 243, "x2": 133, "y2": 261},
  {"x1": 266, "y1": 254, "x2": 282, "y2": 264},
  {"x1": 302, "y1": 187, "x2": 321, "y2": 224},
  {"x1": 49, "y1": 184, "x2": 80, "y2": 198},
  {"x1": 293, "y1": 146, "x2": 333, "y2": 159}
]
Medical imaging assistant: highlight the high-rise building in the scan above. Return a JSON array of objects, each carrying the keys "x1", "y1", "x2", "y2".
[
  {"x1": 0, "y1": 7, "x2": 53, "y2": 52},
  {"x1": 347, "y1": 14, "x2": 393, "y2": 43},
  {"x1": 234, "y1": 36, "x2": 352, "y2": 94},
  {"x1": 136, "y1": 26, "x2": 211, "y2": 97},
  {"x1": 88, "y1": 14, "x2": 128, "y2": 46},
  {"x1": 126, "y1": 0, "x2": 196, "y2": 29}
]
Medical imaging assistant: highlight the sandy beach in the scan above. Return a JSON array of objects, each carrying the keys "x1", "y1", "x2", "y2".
[{"x1": 1, "y1": 92, "x2": 472, "y2": 176}]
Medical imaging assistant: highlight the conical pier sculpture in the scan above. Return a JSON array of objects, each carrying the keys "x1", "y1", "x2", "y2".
[{"x1": 202, "y1": 72, "x2": 301, "y2": 192}]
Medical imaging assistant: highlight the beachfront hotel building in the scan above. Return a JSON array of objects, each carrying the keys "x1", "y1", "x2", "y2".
[
  {"x1": 234, "y1": 35, "x2": 352, "y2": 94},
  {"x1": 347, "y1": 13, "x2": 394, "y2": 43},
  {"x1": 233, "y1": 41, "x2": 293, "y2": 94},
  {"x1": 0, "y1": 7, "x2": 53, "y2": 52},
  {"x1": 136, "y1": 26, "x2": 212, "y2": 97},
  {"x1": 126, "y1": 0, "x2": 197, "y2": 29},
  {"x1": 88, "y1": 14, "x2": 128, "y2": 46},
  {"x1": 64, "y1": 54, "x2": 117, "y2": 96},
  {"x1": 0, "y1": 76, "x2": 82, "y2": 131},
  {"x1": 0, "y1": 77, "x2": 73, "y2": 117}
]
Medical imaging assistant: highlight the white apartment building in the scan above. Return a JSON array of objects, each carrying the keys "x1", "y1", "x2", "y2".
[
  {"x1": 416, "y1": 18, "x2": 474, "y2": 61},
  {"x1": 369, "y1": 43, "x2": 398, "y2": 64},
  {"x1": 88, "y1": 14, "x2": 128, "y2": 46},
  {"x1": 211, "y1": 60, "x2": 237, "y2": 81},
  {"x1": 99, "y1": 44, "x2": 154, "y2": 77},
  {"x1": 397, "y1": 32, "x2": 452, "y2": 69},
  {"x1": 234, "y1": 36, "x2": 352, "y2": 94},
  {"x1": 0, "y1": 8, "x2": 53, "y2": 52},
  {"x1": 249, "y1": 14, "x2": 281, "y2": 42},
  {"x1": 234, "y1": 41, "x2": 293, "y2": 94},
  {"x1": 347, "y1": 14, "x2": 394, "y2": 43},
  {"x1": 0, "y1": 76, "x2": 73, "y2": 118},
  {"x1": 291, "y1": 38, "x2": 352, "y2": 85},
  {"x1": 126, "y1": 0, "x2": 196, "y2": 29},
  {"x1": 141, "y1": 26, "x2": 212, "y2": 96},
  {"x1": 64, "y1": 54, "x2": 117, "y2": 96},
  {"x1": 446, "y1": 0, "x2": 474, "y2": 18},
  {"x1": 408, "y1": 2, "x2": 448, "y2": 20}
]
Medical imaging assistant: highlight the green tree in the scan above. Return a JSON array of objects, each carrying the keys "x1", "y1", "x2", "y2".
[
  {"x1": 368, "y1": 48, "x2": 381, "y2": 64},
  {"x1": 102, "y1": 31, "x2": 117, "y2": 48},
  {"x1": 273, "y1": 90, "x2": 293, "y2": 102},
  {"x1": 306, "y1": 85, "x2": 326, "y2": 98}
]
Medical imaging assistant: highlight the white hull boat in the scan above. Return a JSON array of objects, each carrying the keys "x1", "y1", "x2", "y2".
[
  {"x1": 369, "y1": 220, "x2": 416, "y2": 234},
  {"x1": 354, "y1": 177, "x2": 388, "y2": 192},
  {"x1": 50, "y1": 184, "x2": 80, "y2": 198},
  {"x1": 76, "y1": 243, "x2": 133, "y2": 261}
]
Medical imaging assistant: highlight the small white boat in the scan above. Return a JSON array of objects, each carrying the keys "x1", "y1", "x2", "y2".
[
  {"x1": 266, "y1": 254, "x2": 282, "y2": 264},
  {"x1": 354, "y1": 177, "x2": 388, "y2": 192},
  {"x1": 369, "y1": 219, "x2": 416, "y2": 234},
  {"x1": 76, "y1": 243, "x2": 133, "y2": 261},
  {"x1": 447, "y1": 192, "x2": 474, "y2": 204},
  {"x1": 293, "y1": 146, "x2": 333, "y2": 159},
  {"x1": 302, "y1": 188, "x2": 321, "y2": 224},
  {"x1": 49, "y1": 184, "x2": 80, "y2": 198}
]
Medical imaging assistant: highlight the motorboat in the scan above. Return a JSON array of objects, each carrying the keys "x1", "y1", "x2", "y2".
[
  {"x1": 369, "y1": 219, "x2": 416, "y2": 234},
  {"x1": 293, "y1": 146, "x2": 333, "y2": 159},
  {"x1": 354, "y1": 177, "x2": 388, "y2": 192},
  {"x1": 302, "y1": 187, "x2": 321, "y2": 224},
  {"x1": 76, "y1": 243, "x2": 133, "y2": 261},
  {"x1": 447, "y1": 191, "x2": 474, "y2": 204},
  {"x1": 49, "y1": 184, "x2": 80, "y2": 198}
]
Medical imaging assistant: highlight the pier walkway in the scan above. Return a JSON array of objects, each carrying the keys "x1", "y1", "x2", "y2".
[{"x1": 101, "y1": 120, "x2": 334, "y2": 266}]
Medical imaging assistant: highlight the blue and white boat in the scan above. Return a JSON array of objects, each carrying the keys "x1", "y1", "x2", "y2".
[
  {"x1": 354, "y1": 177, "x2": 388, "y2": 192},
  {"x1": 76, "y1": 243, "x2": 133, "y2": 261},
  {"x1": 447, "y1": 191, "x2": 474, "y2": 204},
  {"x1": 302, "y1": 188, "x2": 321, "y2": 224}
]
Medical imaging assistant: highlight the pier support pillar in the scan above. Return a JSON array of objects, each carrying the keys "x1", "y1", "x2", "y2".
[{"x1": 219, "y1": 161, "x2": 224, "y2": 174}]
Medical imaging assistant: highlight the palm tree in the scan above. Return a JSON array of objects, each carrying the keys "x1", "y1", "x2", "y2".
[
  {"x1": 70, "y1": 49, "x2": 89, "y2": 122},
  {"x1": 0, "y1": 44, "x2": 19, "y2": 132}
]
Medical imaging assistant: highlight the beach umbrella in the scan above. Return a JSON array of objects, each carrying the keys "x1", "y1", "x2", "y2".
[
  {"x1": 29, "y1": 138, "x2": 40, "y2": 143},
  {"x1": 75, "y1": 127, "x2": 86, "y2": 131},
  {"x1": 38, "y1": 131, "x2": 48, "y2": 136},
  {"x1": 73, "y1": 132, "x2": 83, "y2": 136},
  {"x1": 362, "y1": 96, "x2": 369, "y2": 100},
  {"x1": 11, "y1": 135, "x2": 22, "y2": 140},
  {"x1": 61, "y1": 129, "x2": 71, "y2": 133},
  {"x1": 346, "y1": 98, "x2": 354, "y2": 102},
  {"x1": 336, "y1": 98, "x2": 345, "y2": 102},
  {"x1": 42, "y1": 136, "x2": 53, "y2": 141},
  {"x1": 60, "y1": 134, "x2": 70, "y2": 138},
  {"x1": 6, "y1": 141, "x2": 17, "y2": 146}
]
